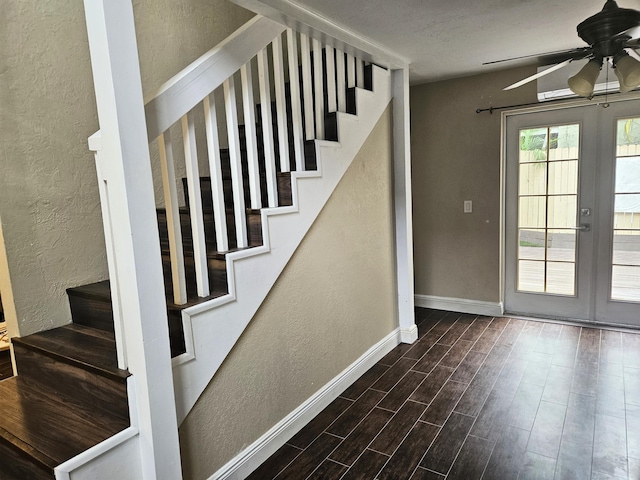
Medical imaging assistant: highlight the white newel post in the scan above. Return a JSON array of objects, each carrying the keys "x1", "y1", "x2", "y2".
[
  {"x1": 83, "y1": 1, "x2": 182, "y2": 479},
  {"x1": 392, "y1": 67, "x2": 417, "y2": 344}
]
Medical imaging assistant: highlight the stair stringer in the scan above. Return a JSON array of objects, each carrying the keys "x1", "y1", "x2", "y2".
[{"x1": 172, "y1": 65, "x2": 391, "y2": 423}]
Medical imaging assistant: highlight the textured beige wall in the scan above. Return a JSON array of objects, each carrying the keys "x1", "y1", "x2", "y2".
[
  {"x1": 411, "y1": 66, "x2": 537, "y2": 303},
  {"x1": 179, "y1": 104, "x2": 397, "y2": 480},
  {"x1": 0, "y1": 1, "x2": 252, "y2": 336}
]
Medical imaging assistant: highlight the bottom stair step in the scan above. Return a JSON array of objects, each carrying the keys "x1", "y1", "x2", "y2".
[
  {"x1": 12, "y1": 324, "x2": 130, "y2": 423},
  {"x1": 0, "y1": 437, "x2": 52, "y2": 480},
  {"x1": 0, "y1": 376, "x2": 130, "y2": 477}
]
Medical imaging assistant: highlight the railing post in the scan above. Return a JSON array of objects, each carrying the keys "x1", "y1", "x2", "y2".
[
  {"x1": 83, "y1": 1, "x2": 182, "y2": 479},
  {"x1": 392, "y1": 67, "x2": 417, "y2": 344}
]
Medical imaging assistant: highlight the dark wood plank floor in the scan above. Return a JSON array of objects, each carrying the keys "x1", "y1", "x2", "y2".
[{"x1": 247, "y1": 308, "x2": 640, "y2": 480}]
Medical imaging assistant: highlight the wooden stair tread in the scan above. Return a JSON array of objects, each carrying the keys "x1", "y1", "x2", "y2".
[
  {"x1": 13, "y1": 324, "x2": 128, "y2": 381},
  {"x1": 0, "y1": 438, "x2": 53, "y2": 480},
  {"x1": 0, "y1": 376, "x2": 129, "y2": 469}
]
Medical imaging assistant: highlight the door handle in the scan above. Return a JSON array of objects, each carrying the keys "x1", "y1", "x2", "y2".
[{"x1": 570, "y1": 224, "x2": 591, "y2": 232}]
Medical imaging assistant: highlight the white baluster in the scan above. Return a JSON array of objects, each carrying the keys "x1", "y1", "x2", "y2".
[
  {"x1": 224, "y1": 76, "x2": 248, "y2": 248},
  {"x1": 203, "y1": 94, "x2": 229, "y2": 252},
  {"x1": 356, "y1": 57, "x2": 365, "y2": 89},
  {"x1": 346, "y1": 52, "x2": 356, "y2": 88},
  {"x1": 286, "y1": 29, "x2": 305, "y2": 171},
  {"x1": 272, "y1": 34, "x2": 291, "y2": 172},
  {"x1": 325, "y1": 45, "x2": 337, "y2": 113},
  {"x1": 336, "y1": 48, "x2": 346, "y2": 112},
  {"x1": 182, "y1": 111, "x2": 210, "y2": 297},
  {"x1": 299, "y1": 33, "x2": 315, "y2": 141},
  {"x1": 158, "y1": 132, "x2": 187, "y2": 305},
  {"x1": 312, "y1": 37, "x2": 325, "y2": 140},
  {"x1": 257, "y1": 48, "x2": 278, "y2": 208},
  {"x1": 241, "y1": 60, "x2": 262, "y2": 209}
]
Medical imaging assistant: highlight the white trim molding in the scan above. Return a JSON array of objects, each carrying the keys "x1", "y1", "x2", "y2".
[
  {"x1": 209, "y1": 328, "x2": 403, "y2": 480},
  {"x1": 54, "y1": 428, "x2": 141, "y2": 480},
  {"x1": 415, "y1": 294, "x2": 504, "y2": 317},
  {"x1": 400, "y1": 325, "x2": 418, "y2": 344}
]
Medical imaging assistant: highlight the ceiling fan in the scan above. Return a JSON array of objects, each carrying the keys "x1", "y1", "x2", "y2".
[{"x1": 485, "y1": 0, "x2": 640, "y2": 97}]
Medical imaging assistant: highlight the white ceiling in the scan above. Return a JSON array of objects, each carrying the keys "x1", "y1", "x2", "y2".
[{"x1": 291, "y1": 0, "x2": 636, "y2": 84}]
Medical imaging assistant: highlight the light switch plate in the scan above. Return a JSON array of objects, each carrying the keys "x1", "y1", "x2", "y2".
[{"x1": 464, "y1": 200, "x2": 472, "y2": 213}]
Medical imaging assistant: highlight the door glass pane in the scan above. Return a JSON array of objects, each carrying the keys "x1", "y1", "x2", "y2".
[
  {"x1": 547, "y1": 229, "x2": 576, "y2": 262},
  {"x1": 519, "y1": 163, "x2": 547, "y2": 195},
  {"x1": 548, "y1": 196, "x2": 577, "y2": 228},
  {"x1": 548, "y1": 160, "x2": 578, "y2": 194},
  {"x1": 519, "y1": 229, "x2": 545, "y2": 260},
  {"x1": 520, "y1": 128, "x2": 548, "y2": 163},
  {"x1": 612, "y1": 266, "x2": 640, "y2": 301},
  {"x1": 613, "y1": 231, "x2": 640, "y2": 266},
  {"x1": 517, "y1": 125, "x2": 579, "y2": 295},
  {"x1": 611, "y1": 118, "x2": 640, "y2": 301},
  {"x1": 519, "y1": 197, "x2": 546, "y2": 228},
  {"x1": 549, "y1": 124, "x2": 580, "y2": 161},
  {"x1": 518, "y1": 260, "x2": 545, "y2": 292},
  {"x1": 547, "y1": 262, "x2": 575, "y2": 295}
]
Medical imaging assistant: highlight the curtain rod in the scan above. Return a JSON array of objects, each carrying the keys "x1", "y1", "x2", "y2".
[{"x1": 475, "y1": 91, "x2": 620, "y2": 114}]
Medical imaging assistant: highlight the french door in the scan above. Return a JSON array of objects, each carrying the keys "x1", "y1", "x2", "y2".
[{"x1": 504, "y1": 100, "x2": 640, "y2": 327}]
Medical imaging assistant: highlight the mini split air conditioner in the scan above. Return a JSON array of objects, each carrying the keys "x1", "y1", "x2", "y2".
[{"x1": 537, "y1": 61, "x2": 623, "y2": 101}]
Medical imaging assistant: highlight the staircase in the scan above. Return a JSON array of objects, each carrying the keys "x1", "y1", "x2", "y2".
[{"x1": 0, "y1": 9, "x2": 399, "y2": 478}]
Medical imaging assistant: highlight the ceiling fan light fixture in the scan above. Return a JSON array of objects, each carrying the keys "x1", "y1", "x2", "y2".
[
  {"x1": 568, "y1": 58, "x2": 602, "y2": 97},
  {"x1": 614, "y1": 51, "x2": 640, "y2": 90},
  {"x1": 614, "y1": 65, "x2": 635, "y2": 92}
]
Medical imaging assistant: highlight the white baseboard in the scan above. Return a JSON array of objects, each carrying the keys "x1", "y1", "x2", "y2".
[
  {"x1": 210, "y1": 328, "x2": 402, "y2": 480},
  {"x1": 414, "y1": 294, "x2": 504, "y2": 317}
]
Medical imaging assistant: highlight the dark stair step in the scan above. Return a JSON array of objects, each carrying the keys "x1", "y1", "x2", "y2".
[
  {"x1": 67, "y1": 282, "x2": 116, "y2": 333},
  {"x1": 68, "y1": 281, "x2": 186, "y2": 358},
  {"x1": 0, "y1": 375, "x2": 129, "y2": 478},
  {"x1": 12, "y1": 324, "x2": 130, "y2": 423},
  {"x1": 0, "y1": 438, "x2": 53, "y2": 480}
]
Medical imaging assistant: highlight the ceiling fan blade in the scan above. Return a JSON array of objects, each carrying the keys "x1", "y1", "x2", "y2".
[
  {"x1": 615, "y1": 25, "x2": 640, "y2": 40},
  {"x1": 538, "y1": 48, "x2": 592, "y2": 66},
  {"x1": 483, "y1": 47, "x2": 588, "y2": 66},
  {"x1": 503, "y1": 58, "x2": 574, "y2": 91}
]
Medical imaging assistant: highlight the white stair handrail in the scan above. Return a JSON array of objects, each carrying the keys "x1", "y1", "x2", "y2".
[{"x1": 144, "y1": 16, "x2": 286, "y2": 143}]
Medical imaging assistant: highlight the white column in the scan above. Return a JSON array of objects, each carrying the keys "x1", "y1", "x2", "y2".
[
  {"x1": 83, "y1": 1, "x2": 182, "y2": 478},
  {"x1": 392, "y1": 68, "x2": 417, "y2": 344}
]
